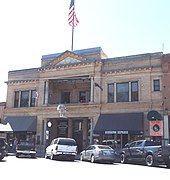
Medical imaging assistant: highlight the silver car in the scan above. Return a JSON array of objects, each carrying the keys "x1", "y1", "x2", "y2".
[{"x1": 80, "y1": 145, "x2": 116, "y2": 164}]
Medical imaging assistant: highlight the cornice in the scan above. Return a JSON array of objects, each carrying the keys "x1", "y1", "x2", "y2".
[{"x1": 6, "y1": 79, "x2": 39, "y2": 85}]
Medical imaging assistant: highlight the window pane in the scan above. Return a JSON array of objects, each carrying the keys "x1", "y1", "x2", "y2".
[
  {"x1": 116, "y1": 83, "x2": 129, "y2": 102},
  {"x1": 14, "y1": 91, "x2": 19, "y2": 108},
  {"x1": 61, "y1": 92, "x2": 70, "y2": 103},
  {"x1": 108, "y1": 84, "x2": 114, "y2": 103},
  {"x1": 79, "y1": 91, "x2": 86, "y2": 103},
  {"x1": 131, "y1": 81, "x2": 138, "y2": 101},
  {"x1": 20, "y1": 91, "x2": 29, "y2": 107},
  {"x1": 30, "y1": 90, "x2": 37, "y2": 107},
  {"x1": 153, "y1": 79, "x2": 160, "y2": 91}
]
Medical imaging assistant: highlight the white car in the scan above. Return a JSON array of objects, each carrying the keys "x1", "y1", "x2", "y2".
[{"x1": 45, "y1": 137, "x2": 77, "y2": 161}]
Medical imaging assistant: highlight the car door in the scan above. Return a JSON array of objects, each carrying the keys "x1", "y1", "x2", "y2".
[
  {"x1": 131, "y1": 141, "x2": 144, "y2": 159},
  {"x1": 84, "y1": 145, "x2": 94, "y2": 161},
  {"x1": 46, "y1": 139, "x2": 55, "y2": 156},
  {"x1": 128, "y1": 142, "x2": 137, "y2": 159}
]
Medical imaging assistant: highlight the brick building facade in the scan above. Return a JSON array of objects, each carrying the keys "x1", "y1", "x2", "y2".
[
  {"x1": 0, "y1": 102, "x2": 5, "y2": 123},
  {"x1": 2, "y1": 47, "x2": 167, "y2": 150}
]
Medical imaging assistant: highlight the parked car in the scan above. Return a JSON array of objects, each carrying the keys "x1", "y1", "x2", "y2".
[
  {"x1": 16, "y1": 140, "x2": 36, "y2": 158},
  {"x1": 0, "y1": 138, "x2": 8, "y2": 160},
  {"x1": 102, "y1": 139, "x2": 121, "y2": 160},
  {"x1": 45, "y1": 137, "x2": 77, "y2": 161},
  {"x1": 120, "y1": 139, "x2": 170, "y2": 167},
  {"x1": 80, "y1": 144, "x2": 116, "y2": 164},
  {"x1": 157, "y1": 144, "x2": 170, "y2": 168}
]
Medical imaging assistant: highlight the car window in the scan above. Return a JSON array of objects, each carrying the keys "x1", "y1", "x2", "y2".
[
  {"x1": 19, "y1": 141, "x2": 34, "y2": 146},
  {"x1": 145, "y1": 141, "x2": 161, "y2": 146},
  {"x1": 58, "y1": 139, "x2": 76, "y2": 146},
  {"x1": 86, "y1": 146, "x2": 93, "y2": 150},
  {"x1": 129, "y1": 142, "x2": 136, "y2": 147},
  {"x1": 54, "y1": 139, "x2": 58, "y2": 144},
  {"x1": 98, "y1": 145, "x2": 111, "y2": 150},
  {"x1": 135, "y1": 141, "x2": 143, "y2": 147}
]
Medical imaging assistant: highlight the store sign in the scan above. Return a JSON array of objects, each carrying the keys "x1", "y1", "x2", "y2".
[
  {"x1": 150, "y1": 121, "x2": 163, "y2": 136},
  {"x1": 105, "y1": 131, "x2": 128, "y2": 134}
]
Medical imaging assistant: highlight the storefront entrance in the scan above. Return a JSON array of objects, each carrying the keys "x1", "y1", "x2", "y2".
[
  {"x1": 72, "y1": 120, "x2": 83, "y2": 152},
  {"x1": 46, "y1": 118, "x2": 90, "y2": 151}
]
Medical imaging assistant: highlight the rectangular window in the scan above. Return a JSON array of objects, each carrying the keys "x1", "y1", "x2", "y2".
[
  {"x1": 153, "y1": 79, "x2": 160, "y2": 91},
  {"x1": 108, "y1": 84, "x2": 114, "y2": 103},
  {"x1": 20, "y1": 91, "x2": 29, "y2": 107},
  {"x1": 30, "y1": 90, "x2": 37, "y2": 107},
  {"x1": 131, "y1": 81, "x2": 138, "y2": 101},
  {"x1": 61, "y1": 92, "x2": 70, "y2": 104},
  {"x1": 14, "y1": 91, "x2": 19, "y2": 108},
  {"x1": 116, "y1": 82, "x2": 129, "y2": 102},
  {"x1": 79, "y1": 91, "x2": 86, "y2": 103}
]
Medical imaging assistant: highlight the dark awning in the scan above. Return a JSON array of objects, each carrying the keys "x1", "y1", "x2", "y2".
[
  {"x1": 3, "y1": 116, "x2": 37, "y2": 133},
  {"x1": 94, "y1": 113, "x2": 144, "y2": 135}
]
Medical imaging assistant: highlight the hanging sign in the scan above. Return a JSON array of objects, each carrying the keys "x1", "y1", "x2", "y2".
[{"x1": 150, "y1": 121, "x2": 163, "y2": 136}]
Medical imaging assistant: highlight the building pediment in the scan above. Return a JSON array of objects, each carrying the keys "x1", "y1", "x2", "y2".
[{"x1": 47, "y1": 50, "x2": 86, "y2": 67}]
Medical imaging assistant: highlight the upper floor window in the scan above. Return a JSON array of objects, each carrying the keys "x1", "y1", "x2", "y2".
[
  {"x1": 108, "y1": 84, "x2": 114, "y2": 103},
  {"x1": 107, "y1": 81, "x2": 139, "y2": 103},
  {"x1": 20, "y1": 91, "x2": 29, "y2": 107},
  {"x1": 79, "y1": 91, "x2": 86, "y2": 103},
  {"x1": 116, "y1": 82, "x2": 129, "y2": 102},
  {"x1": 131, "y1": 81, "x2": 138, "y2": 101},
  {"x1": 14, "y1": 89, "x2": 37, "y2": 108},
  {"x1": 153, "y1": 79, "x2": 160, "y2": 91},
  {"x1": 61, "y1": 92, "x2": 70, "y2": 104},
  {"x1": 30, "y1": 90, "x2": 37, "y2": 107},
  {"x1": 14, "y1": 91, "x2": 19, "y2": 108}
]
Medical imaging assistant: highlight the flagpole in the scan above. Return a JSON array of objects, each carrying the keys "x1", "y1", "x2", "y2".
[
  {"x1": 68, "y1": 0, "x2": 79, "y2": 52},
  {"x1": 71, "y1": 14, "x2": 74, "y2": 51}
]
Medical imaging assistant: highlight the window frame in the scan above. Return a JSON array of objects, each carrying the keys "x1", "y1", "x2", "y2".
[
  {"x1": 153, "y1": 79, "x2": 160, "y2": 92},
  {"x1": 116, "y1": 82, "x2": 129, "y2": 102},
  {"x1": 20, "y1": 90, "x2": 29, "y2": 107}
]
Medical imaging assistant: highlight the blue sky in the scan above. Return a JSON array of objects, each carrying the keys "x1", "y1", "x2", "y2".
[{"x1": 0, "y1": 0, "x2": 170, "y2": 102}]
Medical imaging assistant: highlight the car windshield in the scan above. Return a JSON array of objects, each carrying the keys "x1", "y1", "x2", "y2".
[
  {"x1": 19, "y1": 141, "x2": 34, "y2": 146},
  {"x1": 97, "y1": 145, "x2": 112, "y2": 150},
  {"x1": 58, "y1": 139, "x2": 76, "y2": 146}
]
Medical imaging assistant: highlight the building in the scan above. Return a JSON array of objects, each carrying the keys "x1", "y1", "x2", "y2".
[
  {"x1": 3, "y1": 47, "x2": 165, "y2": 151},
  {"x1": 162, "y1": 54, "x2": 170, "y2": 144},
  {"x1": 0, "y1": 102, "x2": 6, "y2": 123}
]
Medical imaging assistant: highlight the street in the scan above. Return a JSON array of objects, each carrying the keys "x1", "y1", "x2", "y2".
[{"x1": 0, "y1": 156, "x2": 170, "y2": 180}]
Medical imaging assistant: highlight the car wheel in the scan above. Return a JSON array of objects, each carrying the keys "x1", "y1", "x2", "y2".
[
  {"x1": 44, "y1": 154, "x2": 48, "y2": 159},
  {"x1": 80, "y1": 154, "x2": 84, "y2": 161},
  {"x1": 31, "y1": 154, "x2": 36, "y2": 158},
  {"x1": 16, "y1": 153, "x2": 19, "y2": 158},
  {"x1": 109, "y1": 160, "x2": 115, "y2": 164},
  {"x1": 50, "y1": 153, "x2": 54, "y2": 160},
  {"x1": 145, "y1": 154, "x2": 154, "y2": 167},
  {"x1": 120, "y1": 154, "x2": 127, "y2": 164},
  {"x1": 166, "y1": 162, "x2": 170, "y2": 168},
  {"x1": 91, "y1": 155, "x2": 95, "y2": 163}
]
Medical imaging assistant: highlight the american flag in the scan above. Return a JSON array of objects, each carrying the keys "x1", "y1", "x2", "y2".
[{"x1": 68, "y1": 0, "x2": 79, "y2": 27}]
